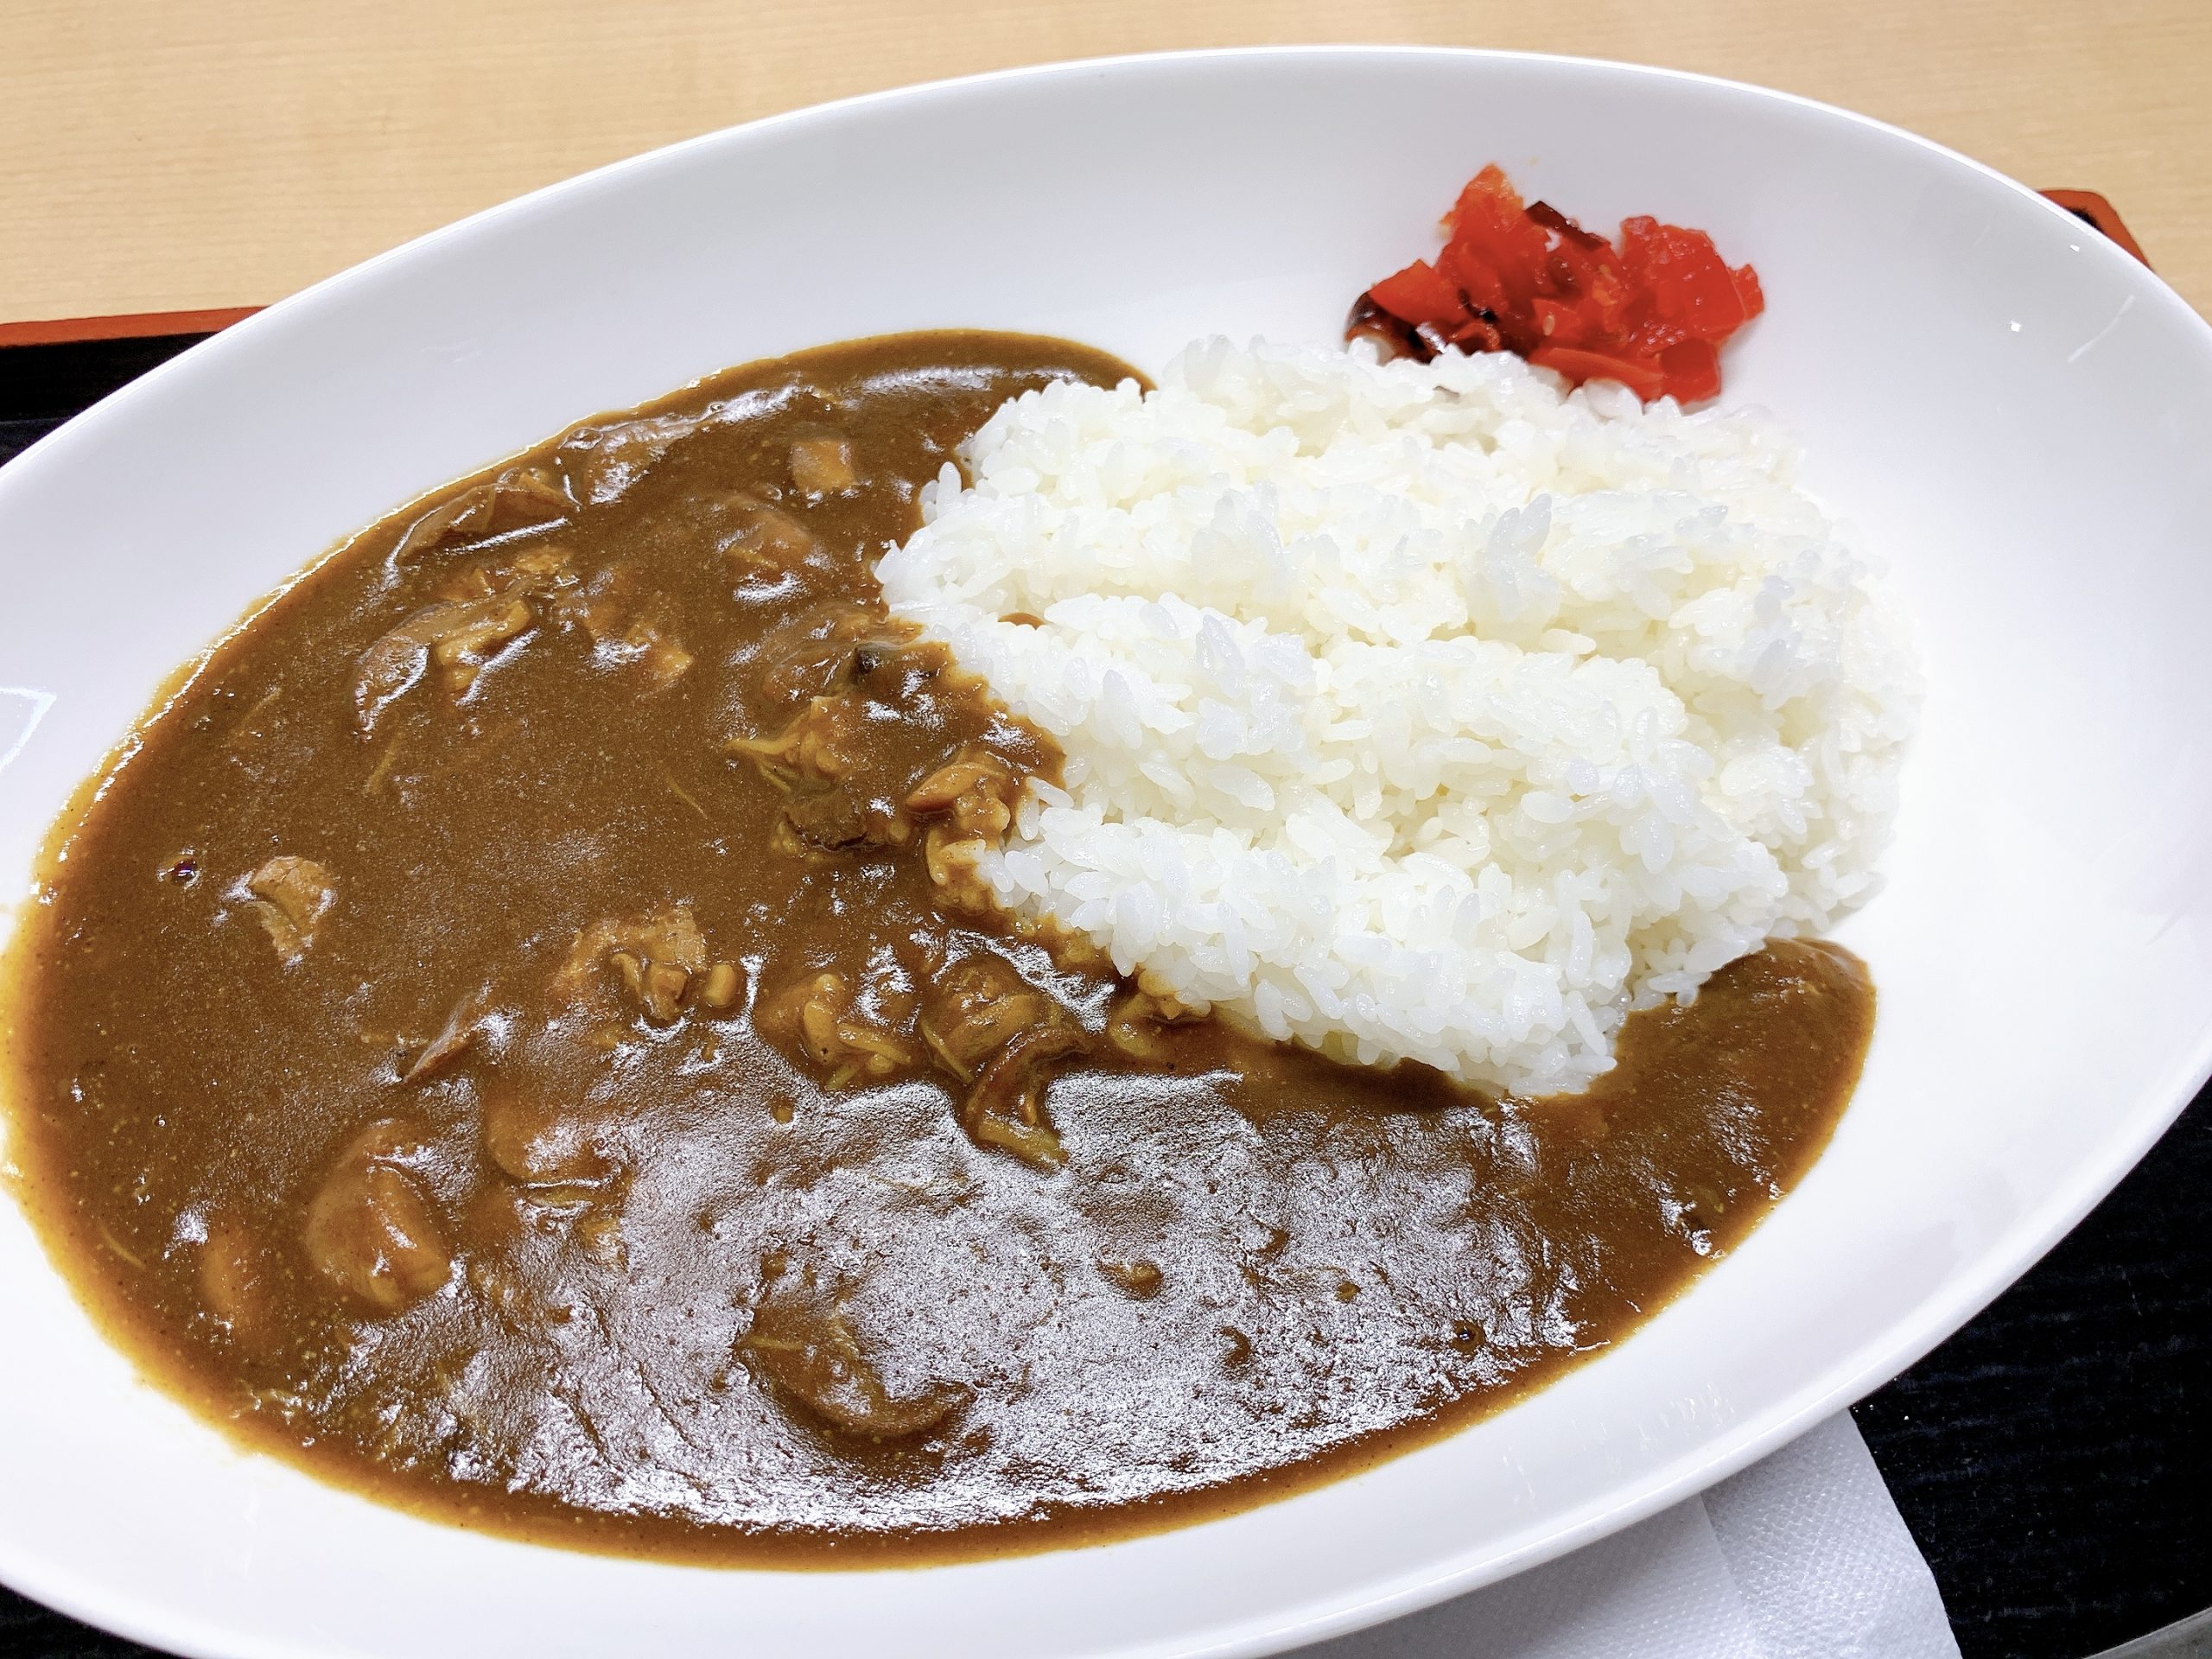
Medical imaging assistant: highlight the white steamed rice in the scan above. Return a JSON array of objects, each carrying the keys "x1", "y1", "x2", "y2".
[{"x1": 878, "y1": 338, "x2": 1919, "y2": 1094}]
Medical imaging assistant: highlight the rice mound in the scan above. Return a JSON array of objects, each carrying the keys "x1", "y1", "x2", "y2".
[{"x1": 877, "y1": 339, "x2": 1919, "y2": 1094}]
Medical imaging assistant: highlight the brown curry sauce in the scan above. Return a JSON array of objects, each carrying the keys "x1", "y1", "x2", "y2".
[{"x1": 0, "y1": 331, "x2": 1872, "y2": 1565}]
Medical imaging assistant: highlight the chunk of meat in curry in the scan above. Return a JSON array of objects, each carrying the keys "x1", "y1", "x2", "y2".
[
  {"x1": 238, "y1": 854, "x2": 337, "y2": 963},
  {"x1": 301, "y1": 1120, "x2": 453, "y2": 1314}
]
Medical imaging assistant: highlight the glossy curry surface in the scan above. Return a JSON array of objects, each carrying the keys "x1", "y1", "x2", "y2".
[{"x1": 1, "y1": 331, "x2": 1873, "y2": 1564}]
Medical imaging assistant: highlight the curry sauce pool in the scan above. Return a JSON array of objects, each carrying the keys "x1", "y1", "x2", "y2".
[{"x1": 0, "y1": 330, "x2": 1872, "y2": 1564}]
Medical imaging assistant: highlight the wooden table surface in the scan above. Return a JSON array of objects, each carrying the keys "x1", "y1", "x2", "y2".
[{"x1": 2, "y1": 0, "x2": 2208, "y2": 326}]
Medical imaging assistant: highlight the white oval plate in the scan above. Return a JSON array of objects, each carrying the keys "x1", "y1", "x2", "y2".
[{"x1": 3, "y1": 45, "x2": 2210, "y2": 1659}]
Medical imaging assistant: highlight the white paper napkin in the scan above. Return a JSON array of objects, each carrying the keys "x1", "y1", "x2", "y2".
[{"x1": 1298, "y1": 1414, "x2": 1959, "y2": 1659}]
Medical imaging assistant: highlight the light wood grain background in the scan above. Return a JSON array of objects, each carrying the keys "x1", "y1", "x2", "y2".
[{"x1": 3, "y1": 0, "x2": 2206, "y2": 324}]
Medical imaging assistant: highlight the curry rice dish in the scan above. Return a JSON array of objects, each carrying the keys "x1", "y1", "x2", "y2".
[{"x1": 2, "y1": 330, "x2": 1878, "y2": 1565}]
